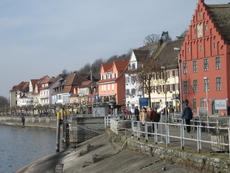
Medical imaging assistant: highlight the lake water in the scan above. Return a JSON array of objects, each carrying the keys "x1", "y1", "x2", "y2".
[{"x1": 0, "y1": 125, "x2": 57, "y2": 173}]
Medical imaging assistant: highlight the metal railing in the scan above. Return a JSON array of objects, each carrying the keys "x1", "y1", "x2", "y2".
[{"x1": 109, "y1": 117, "x2": 230, "y2": 158}]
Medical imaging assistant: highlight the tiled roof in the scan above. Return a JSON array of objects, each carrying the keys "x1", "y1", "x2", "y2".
[
  {"x1": 151, "y1": 39, "x2": 184, "y2": 69},
  {"x1": 11, "y1": 81, "x2": 28, "y2": 91},
  {"x1": 65, "y1": 72, "x2": 88, "y2": 86},
  {"x1": 31, "y1": 79, "x2": 39, "y2": 86},
  {"x1": 133, "y1": 43, "x2": 159, "y2": 62},
  {"x1": 102, "y1": 63, "x2": 113, "y2": 72},
  {"x1": 114, "y1": 60, "x2": 129, "y2": 71},
  {"x1": 206, "y1": 3, "x2": 230, "y2": 44},
  {"x1": 81, "y1": 80, "x2": 91, "y2": 86}
]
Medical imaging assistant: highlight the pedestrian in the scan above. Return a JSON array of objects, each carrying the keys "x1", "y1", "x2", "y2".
[
  {"x1": 139, "y1": 107, "x2": 149, "y2": 126},
  {"x1": 134, "y1": 106, "x2": 140, "y2": 121},
  {"x1": 182, "y1": 99, "x2": 193, "y2": 133},
  {"x1": 21, "y1": 113, "x2": 25, "y2": 127},
  {"x1": 150, "y1": 108, "x2": 161, "y2": 133}
]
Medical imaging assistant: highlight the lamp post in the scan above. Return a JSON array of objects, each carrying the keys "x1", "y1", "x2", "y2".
[
  {"x1": 204, "y1": 77, "x2": 209, "y2": 131},
  {"x1": 174, "y1": 47, "x2": 182, "y2": 113},
  {"x1": 161, "y1": 66, "x2": 167, "y2": 123}
]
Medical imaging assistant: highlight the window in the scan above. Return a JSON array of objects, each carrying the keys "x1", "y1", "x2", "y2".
[
  {"x1": 108, "y1": 84, "x2": 110, "y2": 91},
  {"x1": 152, "y1": 73, "x2": 155, "y2": 80},
  {"x1": 200, "y1": 98, "x2": 205, "y2": 107},
  {"x1": 151, "y1": 86, "x2": 155, "y2": 93},
  {"x1": 157, "y1": 85, "x2": 161, "y2": 93},
  {"x1": 170, "y1": 70, "x2": 173, "y2": 78},
  {"x1": 193, "y1": 80, "x2": 198, "y2": 92},
  {"x1": 126, "y1": 89, "x2": 130, "y2": 95},
  {"x1": 183, "y1": 62, "x2": 187, "y2": 74},
  {"x1": 156, "y1": 72, "x2": 160, "y2": 80},
  {"x1": 200, "y1": 45, "x2": 202, "y2": 52},
  {"x1": 216, "y1": 56, "x2": 221, "y2": 70},
  {"x1": 188, "y1": 47, "x2": 190, "y2": 54},
  {"x1": 114, "y1": 73, "x2": 117, "y2": 78},
  {"x1": 216, "y1": 77, "x2": 221, "y2": 91},
  {"x1": 193, "y1": 98, "x2": 197, "y2": 110},
  {"x1": 132, "y1": 63, "x2": 135, "y2": 69},
  {"x1": 170, "y1": 84, "x2": 173, "y2": 91},
  {"x1": 204, "y1": 77, "x2": 209, "y2": 92},
  {"x1": 125, "y1": 76, "x2": 130, "y2": 83},
  {"x1": 112, "y1": 84, "x2": 114, "y2": 90},
  {"x1": 164, "y1": 84, "x2": 167, "y2": 93},
  {"x1": 175, "y1": 69, "x2": 178, "y2": 77},
  {"x1": 175, "y1": 83, "x2": 178, "y2": 91},
  {"x1": 184, "y1": 81, "x2": 188, "y2": 93},
  {"x1": 109, "y1": 74, "x2": 112, "y2": 79},
  {"x1": 131, "y1": 76, "x2": 136, "y2": 83},
  {"x1": 204, "y1": 59, "x2": 209, "y2": 71},
  {"x1": 193, "y1": 60, "x2": 197, "y2": 72},
  {"x1": 205, "y1": 24, "x2": 208, "y2": 32},
  {"x1": 131, "y1": 88, "x2": 136, "y2": 95},
  {"x1": 213, "y1": 42, "x2": 216, "y2": 49}
]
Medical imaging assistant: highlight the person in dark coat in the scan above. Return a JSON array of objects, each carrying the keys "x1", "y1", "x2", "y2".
[
  {"x1": 182, "y1": 99, "x2": 193, "y2": 133},
  {"x1": 21, "y1": 113, "x2": 25, "y2": 126},
  {"x1": 134, "y1": 106, "x2": 140, "y2": 121},
  {"x1": 150, "y1": 108, "x2": 161, "y2": 133}
]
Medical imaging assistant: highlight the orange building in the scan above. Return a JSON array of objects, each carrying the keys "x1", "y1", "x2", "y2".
[
  {"x1": 97, "y1": 60, "x2": 129, "y2": 108},
  {"x1": 179, "y1": 0, "x2": 230, "y2": 116}
]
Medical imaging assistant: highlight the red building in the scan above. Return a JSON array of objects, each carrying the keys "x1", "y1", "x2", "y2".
[{"x1": 179, "y1": 0, "x2": 230, "y2": 116}]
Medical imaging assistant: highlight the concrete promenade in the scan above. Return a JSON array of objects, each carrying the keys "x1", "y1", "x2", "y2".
[
  {"x1": 15, "y1": 126, "x2": 230, "y2": 173},
  {"x1": 15, "y1": 132, "x2": 203, "y2": 173},
  {"x1": 1, "y1": 115, "x2": 230, "y2": 172}
]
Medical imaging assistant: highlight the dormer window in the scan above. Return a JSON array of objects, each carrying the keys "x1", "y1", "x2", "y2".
[
  {"x1": 114, "y1": 73, "x2": 117, "y2": 78},
  {"x1": 101, "y1": 75, "x2": 104, "y2": 80},
  {"x1": 132, "y1": 63, "x2": 135, "y2": 69}
]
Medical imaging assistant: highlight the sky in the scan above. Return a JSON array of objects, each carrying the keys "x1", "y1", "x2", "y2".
[{"x1": 0, "y1": 0, "x2": 229, "y2": 98}]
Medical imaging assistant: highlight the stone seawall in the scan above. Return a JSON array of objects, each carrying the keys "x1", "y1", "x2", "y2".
[
  {"x1": 126, "y1": 139, "x2": 230, "y2": 173},
  {"x1": 0, "y1": 116, "x2": 57, "y2": 128}
]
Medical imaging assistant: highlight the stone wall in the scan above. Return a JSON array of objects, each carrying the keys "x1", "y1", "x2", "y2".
[
  {"x1": 0, "y1": 116, "x2": 56, "y2": 128},
  {"x1": 126, "y1": 139, "x2": 230, "y2": 173}
]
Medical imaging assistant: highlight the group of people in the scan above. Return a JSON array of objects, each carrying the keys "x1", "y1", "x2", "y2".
[
  {"x1": 133, "y1": 98, "x2": 193, "y2": 134},
  {"x1": 134, "y1": 106, "x2": 161, "y2": 133}
]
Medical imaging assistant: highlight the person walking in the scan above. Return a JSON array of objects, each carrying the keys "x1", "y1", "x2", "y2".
[
  {"x1": 21, "y1": 113, "x2": 25, "y2": 127},
  {"x1": 134, "y1": 106, "x2": 140, "y2": 121},
  {"x1": 182, "y1": 99, "x2": 193, "y2": 133},
  {"x1": 139, "y1": 107, "x2": 149, "y2": 126},
  {"x1": 150, "y1": 108, "x2": 161, "y2": 133}
]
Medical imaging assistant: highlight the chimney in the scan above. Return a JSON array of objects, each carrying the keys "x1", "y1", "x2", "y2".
[{"x1": 198, "y1": 0, "x2": 204, "y2": 3}]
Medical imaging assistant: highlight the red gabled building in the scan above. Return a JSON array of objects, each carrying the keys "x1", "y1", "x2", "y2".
[
  {"x1": 180, "y1": 0, "x2": 230, "y2": 116},
  {"x1": 97, "y1": 60, "x2": 129, "y2": 108}
]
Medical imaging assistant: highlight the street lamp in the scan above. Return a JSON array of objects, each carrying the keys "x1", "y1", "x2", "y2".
[
  {"x1": 204, "y1": 77, "x2": 208, "y2": 115},
  {"x1": 161, "y1": 66, "x2": 167, "y2": 123},
  {"x1": 174, "y1": 47, "x2": 182, "y2": 113},
  {"x1": 204, "y1": 76, "x2": 209, "y2": 132}
]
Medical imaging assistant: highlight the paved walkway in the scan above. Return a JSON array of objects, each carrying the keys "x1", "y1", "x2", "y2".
[{"x1": 125, "y1": 122, "x2": 230, "y2": 157}]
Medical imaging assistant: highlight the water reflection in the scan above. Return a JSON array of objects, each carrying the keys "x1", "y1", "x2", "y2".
[{"x1": 0, "y1": 125, "x2": 56, "y2": 173}]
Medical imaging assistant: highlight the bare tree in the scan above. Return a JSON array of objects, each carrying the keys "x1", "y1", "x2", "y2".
[
  {"x1": 133, "y1": 56, "x2": 169, "y2": 108},
  {"x1": 180, "y1": 29, "x2": 188, "y2": 38},
  {"x1": 143, "y1": 34, "x2": 160, "y2": 45},
  {"x1": 0, "y1": 96, "x2": 9, "y2": 107}
]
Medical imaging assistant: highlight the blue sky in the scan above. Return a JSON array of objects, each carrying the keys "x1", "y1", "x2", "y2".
[{"x1": 0, "y1": 0, "x2": 229, "y2": 98}]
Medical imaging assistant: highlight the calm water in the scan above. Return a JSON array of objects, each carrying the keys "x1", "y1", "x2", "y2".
[{"x1": 0, "y1": 125, "x2": 57, "y2": 173}]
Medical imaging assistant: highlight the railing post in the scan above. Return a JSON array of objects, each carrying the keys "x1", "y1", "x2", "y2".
[
  {"x1": 228, "y1": 127, "x2": 230, "y2": 159},
  {"x1": 154, "y1": 122, "x2": 158, "y2": 144},
  {"x1": 145, "y1": 122, "x2": 148, "y2": 142},
  {"x1": 137, "y1": 121, "x2": 140, "y2": 140},
  {"x1": 197, "y1": 124, "x2": 201, "y2": 153},
  {"x1": 216, "y1": 119, "x2": 219, "y2": 134},
  {"x1": 180, "y1": 120, "x2": 184, "y2": 150},
  {"x1": 165, "y1": 123, "x2": 169, "y2": 146}
]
